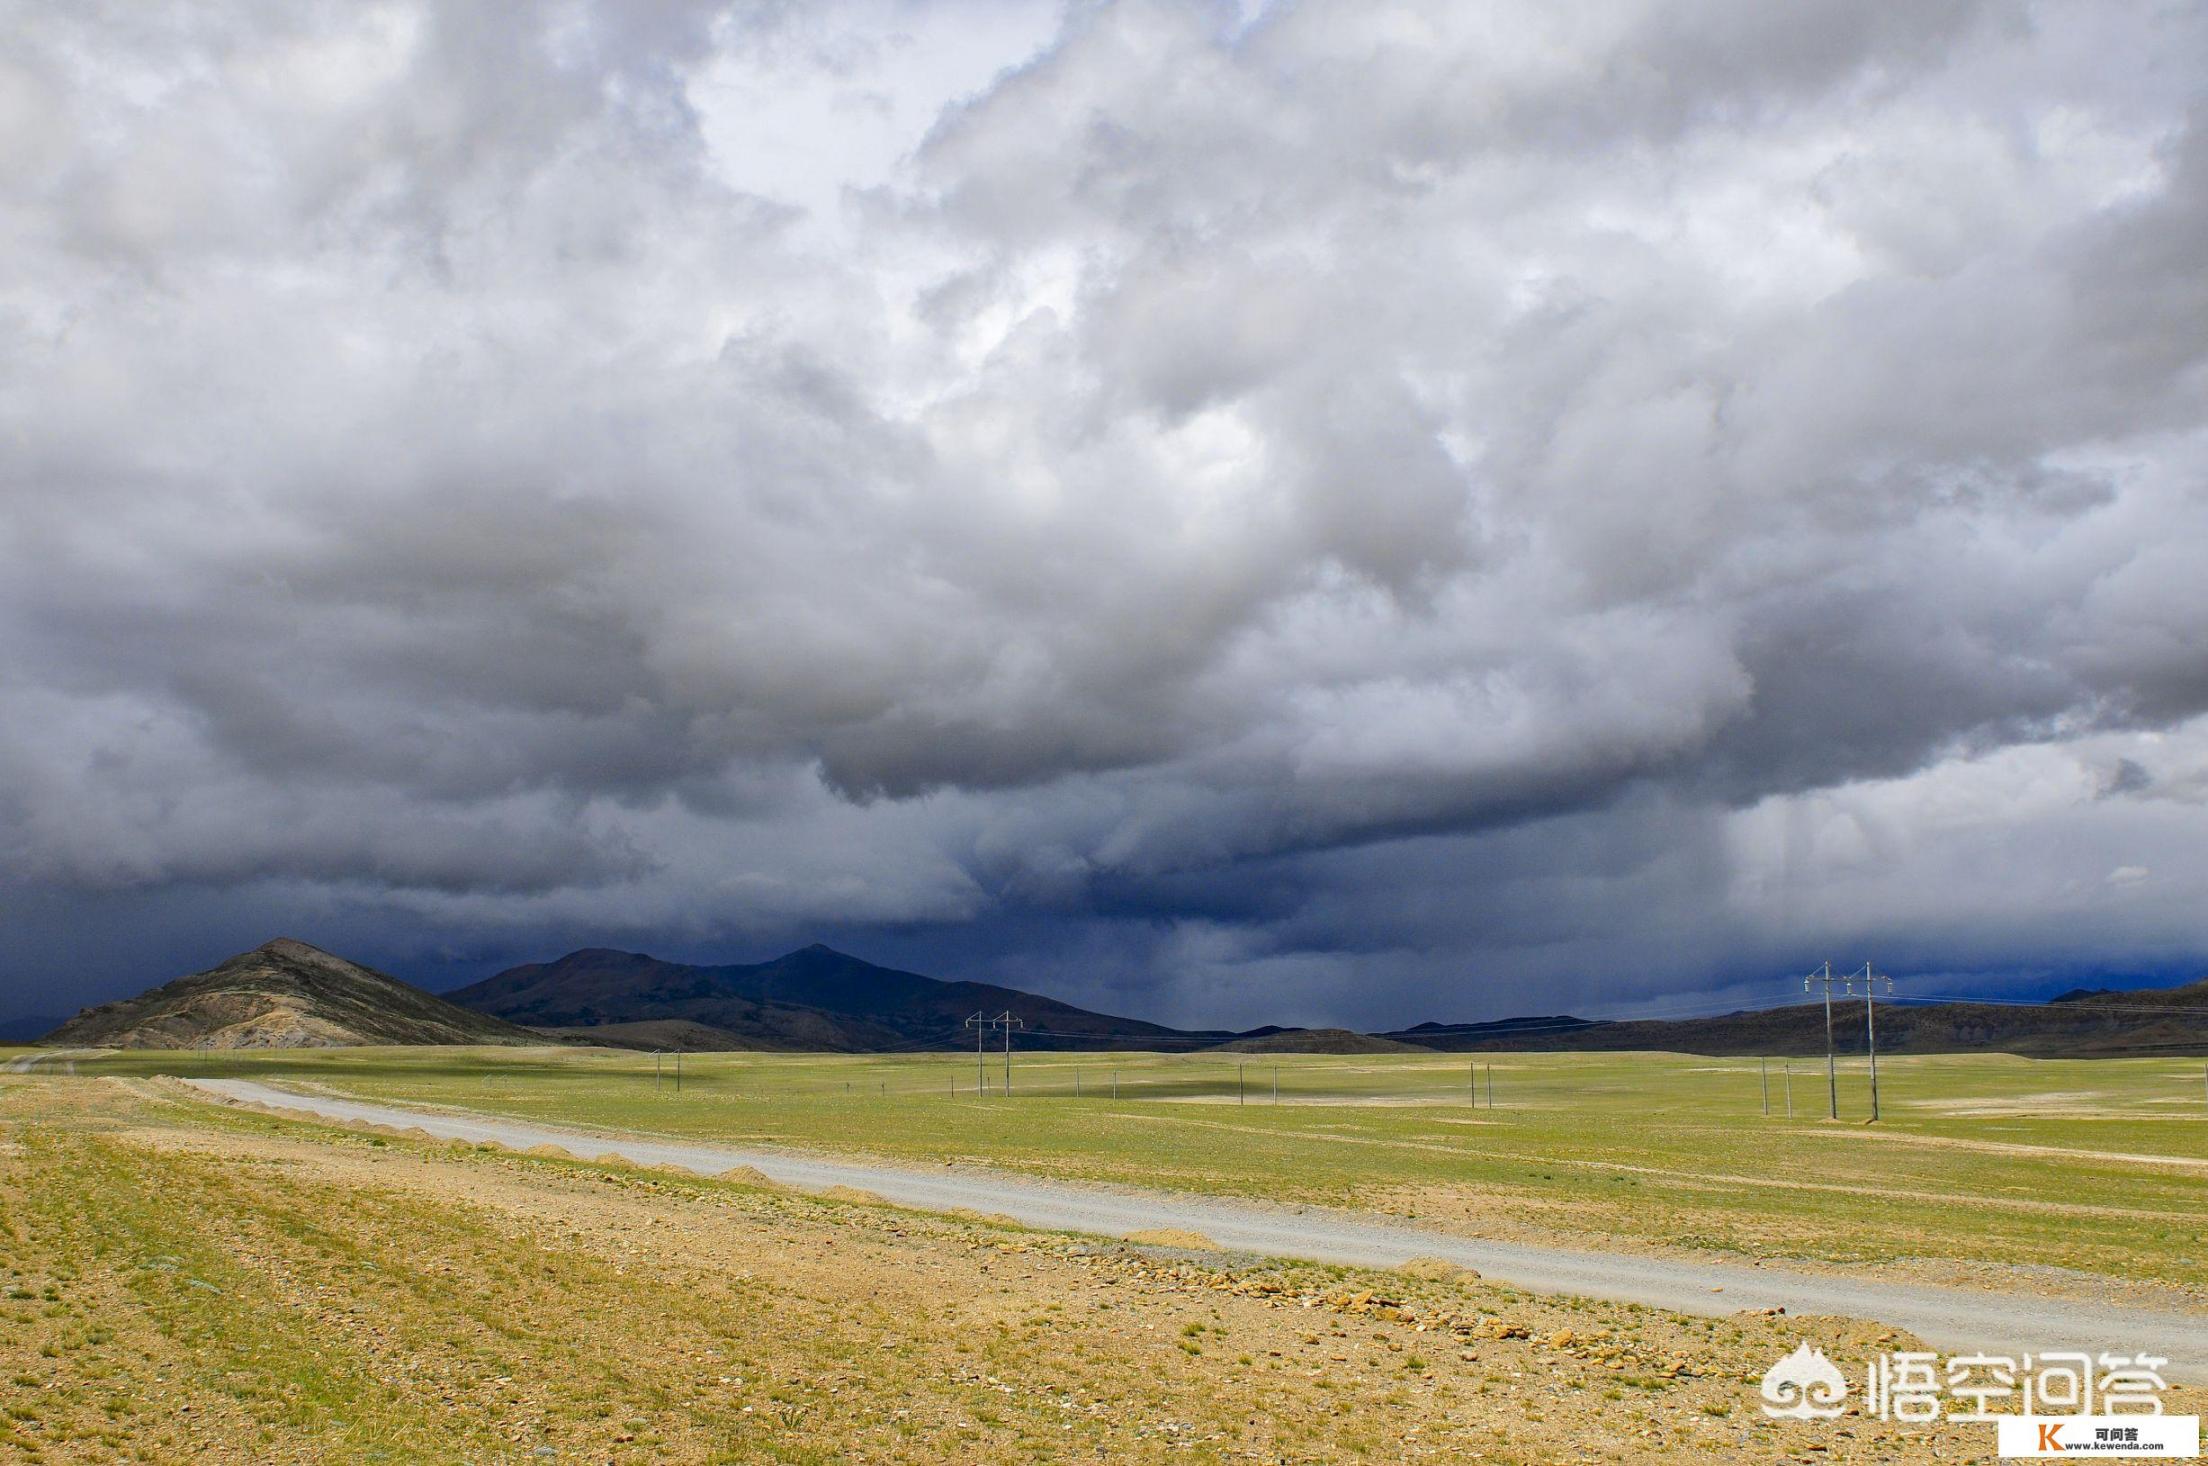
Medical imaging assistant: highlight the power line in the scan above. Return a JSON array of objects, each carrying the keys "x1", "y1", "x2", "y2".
[{"x1": 965, "y1": 1011, "x2": 1023, "y2": 1095}]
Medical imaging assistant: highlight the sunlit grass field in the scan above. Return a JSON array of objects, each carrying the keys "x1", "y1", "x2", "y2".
[
  {"x1": 10, "y1": 1073, "x2": 2057, "y2": 1463},
  {"x1": 31, "y1": 1044, "x2": 2208, "y2": 1298}
]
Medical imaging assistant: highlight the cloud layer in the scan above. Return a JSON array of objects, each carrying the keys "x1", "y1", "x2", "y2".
[{"x1": 3, "y1": 0, "x2": 2205, "y2": 1025}]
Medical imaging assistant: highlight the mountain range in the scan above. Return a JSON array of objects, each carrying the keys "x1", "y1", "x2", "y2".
[
  {"x1": 1379, "y1": 981, "x2": 2208, "y2": 1059},
  {"x1": 446, "y1": 943, "x2": 1222, "y2": 1052},
  {"x1": 24, "y1": 938, "x2": 2208, "y2": 1057}
]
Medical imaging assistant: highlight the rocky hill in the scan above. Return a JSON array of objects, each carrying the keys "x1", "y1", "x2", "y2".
[{"x1": 42, "y1": 940, "x2": 542, "y2": 1050}]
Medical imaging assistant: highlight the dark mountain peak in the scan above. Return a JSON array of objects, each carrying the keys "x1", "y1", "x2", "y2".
[
  {"x1": 549, "y1": 947, "x2": 656, "y2": 965},
  {"x1": 770, "y1": 943, "x2": 866, "y2": 971},
  {"x1": 1388, "y1": 1014, "x2": 1592, "y2": 1039},
  {"x1": 454, "y1": 944, "x2": 1193, "y2": 1051}
]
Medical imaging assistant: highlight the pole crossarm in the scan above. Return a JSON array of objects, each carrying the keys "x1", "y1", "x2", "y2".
[
  {"x1": 1802, "y1": 960, "x2": 1898, "y2": 1123},
  {"x1": 966, "y1": 1011, "x2": 1024, "y2": 1095}
]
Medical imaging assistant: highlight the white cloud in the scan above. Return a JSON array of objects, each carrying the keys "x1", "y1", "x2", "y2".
[{"x1": 3, "y1": 0, "x2": 2206, "y2": 1018}]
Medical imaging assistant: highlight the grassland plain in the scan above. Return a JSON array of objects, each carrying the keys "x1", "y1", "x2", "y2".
[
  {"x1": 12, "y1": 1071, "x2": 2196, "y2": 1464},
  {"x1": 55, "y1": 1045, "x2": 2208, "y2": 1308}
]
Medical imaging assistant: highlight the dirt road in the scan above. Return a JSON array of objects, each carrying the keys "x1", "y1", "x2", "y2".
[
  {"x1": 2, "y1": 1048, "x2": 98, "y2": 1074},
  {"x1": 192, "y1": 1077, "x2": 2208, "y2": 1379}
]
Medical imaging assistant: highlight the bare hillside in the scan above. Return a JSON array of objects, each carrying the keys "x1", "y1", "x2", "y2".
[{"x1": 42, "y1": 940, "x2": 541, "y2": 1049}]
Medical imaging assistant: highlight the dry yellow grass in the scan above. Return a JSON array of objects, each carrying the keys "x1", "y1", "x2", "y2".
[
  {"x1": 3, "y1": 1075, "x2": 2198, "y2": 1462},
  {"x1": 1396, "y1": 1256, "x2": 1478, "y2": 1281},
  {"x1": 715, "y1": 1164, "x2": 781, "y2": 1189},
  {"x1": 1123, "y1": 1227, "x2": 1221, "y2": 1251}
]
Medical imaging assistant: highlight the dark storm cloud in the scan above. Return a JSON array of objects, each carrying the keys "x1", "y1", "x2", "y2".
[{"x1": 3, "y1": 0, "x2": 2207, "y2": 1022}]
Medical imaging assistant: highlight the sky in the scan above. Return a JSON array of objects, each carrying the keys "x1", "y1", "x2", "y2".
[{"x1": 3, "y1": 0, "x2": 2206, "y2": 1032}]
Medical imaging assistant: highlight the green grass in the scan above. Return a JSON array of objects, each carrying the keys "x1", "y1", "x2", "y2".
[
  {"x1": 0, "y1": 1125, "x2": 525, "y2": 1459},
  {"x1": 65, "y1": 1044, "x2": 2208, "y2": 1295}
]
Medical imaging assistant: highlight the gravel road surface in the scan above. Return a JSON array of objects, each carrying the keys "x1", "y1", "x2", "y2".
[
  {"x1": 2, "y1": 1049, "x2": 97, "y2": 1074},
  {"x1": 191, "y1": 1077, "x2": 2208, "y2": 1380}
]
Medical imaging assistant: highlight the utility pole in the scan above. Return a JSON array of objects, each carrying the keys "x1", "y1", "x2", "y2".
[
  {"x1": 1485, "y1": 1062, "x2": 1493, "y2": 1110},
  {"x1": 1805, "y1": 962, "x2": 1839, "y2": 1119},
  {"x1": 967, "y1": 1015, "x2": 1024, "y2": 1095},
  {"x1": 1853, "y1": 962, "x2": 1893, "y2": 1122},
  {"x1": 1273, "y1": 1066, "x2": 1279, "y2": 1105},
  {"x1": 1784, "y1": 1063, "x2": 1793, "y2": 1116},
  {"x1": 674, "y1": 1051, "x2": 682, "y2": 1094},
  {"x1": 1761, "y1": 1057, "x2": 1770, "y2": 1117},
  {"x1": 965, "y1": 1012, "x2": 988, "y2": 1096}
]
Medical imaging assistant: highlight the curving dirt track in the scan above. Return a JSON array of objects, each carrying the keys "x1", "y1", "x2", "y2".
[{"x1": 191, "y1": 1077, "x2": 2208, "y2": 1381}]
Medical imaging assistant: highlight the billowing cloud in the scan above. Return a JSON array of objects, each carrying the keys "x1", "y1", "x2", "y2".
[{"x1": 3, "y1": 0, "x2": 2205, "y2": 1024}]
